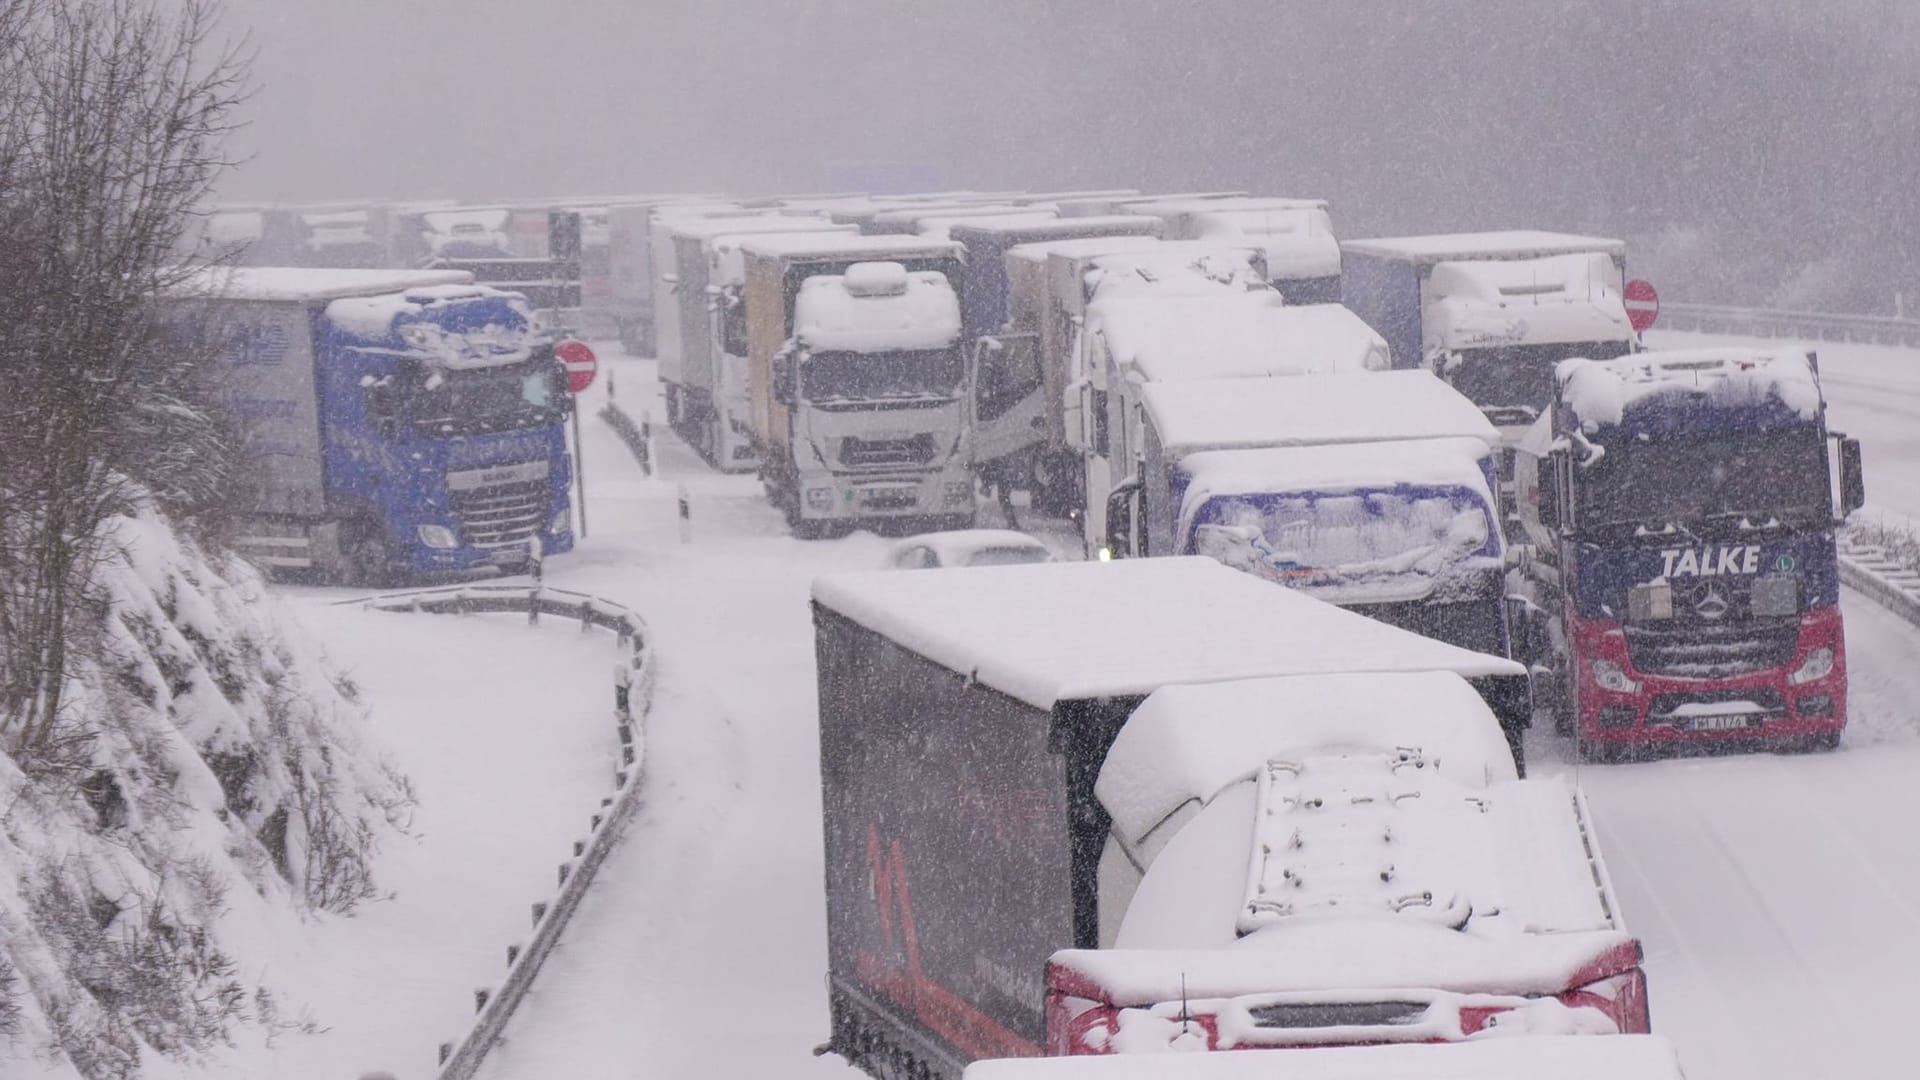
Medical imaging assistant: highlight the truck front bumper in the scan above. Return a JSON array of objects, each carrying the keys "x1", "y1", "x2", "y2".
[
  {"x1": 1572, "y1": 606, "x2": 1847, "y2": 746},
  {"x1": 793, "y1": 469, "x2": 975, "y2": 523}
]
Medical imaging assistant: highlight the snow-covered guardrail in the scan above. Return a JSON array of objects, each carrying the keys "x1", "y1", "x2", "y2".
[
  {"x1": 1838, "y1": 532, "x2": 1920, "y2": 629},
  {"x1": 598, "y1": 389, "x2": 655, "y2": 477},
  {"x1": 336, "y1": 583, "x2": 656, "y2": 1080},
  {"x1": 1660, "y1": 302, "x2": 1920, "y2": 349}
]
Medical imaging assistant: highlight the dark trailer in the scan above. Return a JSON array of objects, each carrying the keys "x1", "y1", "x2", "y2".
[{"x1": 812, "y1": 557, "x2": 1528, "y2": 1080}]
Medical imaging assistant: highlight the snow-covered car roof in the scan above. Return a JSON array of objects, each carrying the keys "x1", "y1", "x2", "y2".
[
  {"x1": 1341, "y1": 230, "x2": 1625, "y2": 264},
  {"x1": 960, "y1": 1034, "x2": 1686, "y2": 1079},
  {"x1": 886, "y1": 529, "x2": 1053, "y2": 567},
  {"x1": 171, "y1": 267, "x2": 474, "y2": 303},
  {"x1": 812, "y1": 557, "x2": 1522, "y2": 711},
  {"x1": 1141, "y1": 370, "x2": 1500, "y2": 456},
  {"x1": 1095, "y1": 293, "x2": 1389, "y2": 381},
  {"x1": 1176, "y1": 437, "x2": 1500, "y2": 536}
]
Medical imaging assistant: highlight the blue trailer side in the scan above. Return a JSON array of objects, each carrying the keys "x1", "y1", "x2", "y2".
[{"x1": 1337, "y1": 250, "x2": 1425, "y2": 371}]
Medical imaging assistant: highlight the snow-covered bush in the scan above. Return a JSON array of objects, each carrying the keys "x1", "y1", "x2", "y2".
[{"x1": 0, "y1": 502, "x2": 412, "y2": 1078}]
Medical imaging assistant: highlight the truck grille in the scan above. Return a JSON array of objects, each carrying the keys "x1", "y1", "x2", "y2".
[
  {"x1": 838, "y1": 434, "x2": 937, "y2": 470},
  {"x1": 451, "y1": 478, "x2": 549, "y2": 549},
  {"x1": 1623, "y1": 619, "x2": 1799, "y2": 679}
]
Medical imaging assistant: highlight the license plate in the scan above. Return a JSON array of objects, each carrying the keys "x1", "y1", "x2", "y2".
[{"x1": 1688, "y1": 713, "x2": 1757, "y2": 732}]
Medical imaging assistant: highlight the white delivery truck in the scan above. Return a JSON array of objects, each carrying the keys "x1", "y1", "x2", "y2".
[
  {"x1": 742, "y1": 233, "x2": 976, "y2": 537},
  {"x1": 665, "y1": 216, "x2": 856, "y2": 469}
]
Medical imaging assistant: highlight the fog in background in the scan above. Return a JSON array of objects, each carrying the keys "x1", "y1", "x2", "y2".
[{"x1": 216, "y1": 0, "x2": 1920, "y2": 312}]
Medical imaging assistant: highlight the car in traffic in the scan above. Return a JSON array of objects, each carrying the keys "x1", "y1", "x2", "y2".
[{"x1": 883, "y1": 529, "x2": 1055, "y2": 569}]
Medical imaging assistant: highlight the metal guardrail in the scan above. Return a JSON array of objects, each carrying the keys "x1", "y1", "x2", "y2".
[
  {"x1": 1659, "y1": 302, "x2": 1920, "y2": 349},
  {"x1": 334, "y1": 583, "x2": 656, "y2": 1080},
  {"x1": 1838, "y1": 535, "x2": 1920, "y2": 629}
]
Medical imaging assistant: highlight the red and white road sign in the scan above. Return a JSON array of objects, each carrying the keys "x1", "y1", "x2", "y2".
[
  {"x1": 1624, "y1": 279, "x2": 1660, "y2": 333},
  {"x1": 556, "y1": 339, "x2": 598, "y2": 394}
]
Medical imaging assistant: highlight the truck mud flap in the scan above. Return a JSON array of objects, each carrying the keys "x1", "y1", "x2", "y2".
[{"x1": 826, "y1": 976, "x2": 973, "y2": 1080}]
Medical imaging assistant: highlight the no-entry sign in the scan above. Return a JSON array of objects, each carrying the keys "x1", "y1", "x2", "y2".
[
  {"x1": 556, "y1": 339, "x2": 598, "y2": 394},
  {"x1": 1624, "y1": 279, "x2": 1660, "y2": 333}
]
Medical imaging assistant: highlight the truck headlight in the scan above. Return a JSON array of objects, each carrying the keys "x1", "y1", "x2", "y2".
[
  {"x1": 1789, "y1": 646, "x2": 1835, "y2": 686},
  {"x1": 1591, "y1": 658, "x2": 1640, "y2": 694},
  {"x1": 1628, "y1": 583, "x2": 1673, "y2": 621},
  {"x1": 805, "y1": 487, "x2": 834, "y2": 510},
  {"x1": 417, "y1": 524, "x2": 459, "y2": 550},
  {"x1": 549, "y1": 509, "x2": 572, "y2": 536},
  {"x1": 1750, "y1": 573, "x2": 1799, "y2": 617},
  {"x1": 943, "y1": 480, "x2": 974, "y2": 506}
]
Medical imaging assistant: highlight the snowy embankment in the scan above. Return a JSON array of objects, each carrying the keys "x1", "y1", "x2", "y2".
[
  {"x1": 0, "y1": 507, "x2": 411, "y2": 1079},
  {"x1": 465, "y1": 343, "x2": 1920, "y2": 1080}
]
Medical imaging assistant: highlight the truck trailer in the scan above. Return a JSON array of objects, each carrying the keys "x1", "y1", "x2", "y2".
[
  {"x1": 1126, "y1": 196, "x2": 1343, "y2": 303},
  {"x1": 814, "y1": 557, "x2": 1576, "y2": 1080},
  {"x1": 1512, "y1": 347, "x2": 1866, "y2": 759},
  {"x1": 1339, "y1": 232, "x2": 1638, "y2": 449},
  {"x1": 171, "y1": 268, "x2": 576, "y2": 584},
  {"x1": 664, "y1": 216, "x2": 854, "y2": 469},
  {"x1": 742, "y1": 233, "x2": 976, "y2": 537}
]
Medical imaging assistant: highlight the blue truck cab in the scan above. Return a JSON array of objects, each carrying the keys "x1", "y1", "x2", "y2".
[{"x1": 179, "y1": 268, "x2": 575, "y2": 584}]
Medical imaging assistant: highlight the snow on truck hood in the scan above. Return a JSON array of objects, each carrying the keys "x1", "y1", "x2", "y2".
[
  {"x1": 960, "y1": 1036, "x2": 1686, "y2": 1080},
  {"x1": 1095, "y1": 293, "x2": 1390, "y2": 380},
  {"x1": 1142, "y1": 370, "x2": 1499, "y2": 456},
  {"x1": 811, "y1": 557, "x2": 1522, "y2": 713}
]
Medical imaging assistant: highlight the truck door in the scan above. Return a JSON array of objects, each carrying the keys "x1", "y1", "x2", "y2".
[{"x1": 969, "y1": 331, "x2": 1045, "y2": 465}]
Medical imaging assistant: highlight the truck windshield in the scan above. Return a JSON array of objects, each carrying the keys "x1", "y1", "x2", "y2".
[
  {"x1": 803, "y1": 348, "x2": 963, "y2": 402},
  {"x1": 1578, "y1": 427, "x2": 1831, "y2": 537},
  {"x1": 1449, "y1": 340, "x2": 1634, "y2": 426},
  {"x1": 1190, "y1": 487, "x2": 1501, "y2": 605},
  {"x1": 407, "y1": 352, "x2": 571, "y2": 437}
]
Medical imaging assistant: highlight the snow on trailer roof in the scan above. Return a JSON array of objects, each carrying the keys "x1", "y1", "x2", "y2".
[
  {"x1": 1141, "y1": 370, "x2": 1500, "y2": 456},
  {"x1": 912, "y1": 212, "x2": 1060, "y2": 239},
  {"x1": 1005, "y1": 233, "x2": 1167, "y2": 267},
  {"x1": 171, "y1": 267, "x2": 474, "y2": 303},
  {"x1": 1096, "y1": 671, "x2": 1517, "y2": 854},
  {"x1": 869, "y1": 203, "x2": 1040, "y2": 229},
  {"x1": 1341, "y1": 230, "x2": 1626, "y2": 264},
  {"x1": 960, "y1": 1034, "x2": 1686, "y2": 1080},
  {"x1": 950, "y1": 216, "x2": 1163, "y2": 244},
  {"x1": 668, "y1": 214, "x2": 844, "y2": 241},
  {"x1": 738, "y1": 232, "x2": 965, "y2": 262},
  {"x1": 1093, "y1": 293, "x2": 1390, "y2": 381},
  {"x1": 1558, "y1": 345, "x2": 1823, "y2": 432},
  {"x1": 1176, "y1": 437, "x2": 1501, "y2": 531},
  {"x1": 1129, "y1": 195, "x2": 1332, "y2": 216},
  {"x1": 811, "y1": 557, "x2": 1521, "y2": 713}
]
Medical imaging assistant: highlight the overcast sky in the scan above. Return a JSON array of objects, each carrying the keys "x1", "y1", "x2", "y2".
[{"x1": 213, "y1": 1, "x2": 1919, "y2": 308}]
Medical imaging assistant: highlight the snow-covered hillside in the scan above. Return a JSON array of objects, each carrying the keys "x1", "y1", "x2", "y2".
[{"x1": 0, "y1": 506, "x2": 411, "y2": 1079}]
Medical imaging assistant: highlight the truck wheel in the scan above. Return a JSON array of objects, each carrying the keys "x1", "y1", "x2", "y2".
[{"x1": 337, "y1": 521, "x2": 395, "y2": 590}]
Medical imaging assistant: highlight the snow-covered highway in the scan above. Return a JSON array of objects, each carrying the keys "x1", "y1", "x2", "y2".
[{"x1": 324, "y1": 333, "x2": 1920, "y2": 1080}]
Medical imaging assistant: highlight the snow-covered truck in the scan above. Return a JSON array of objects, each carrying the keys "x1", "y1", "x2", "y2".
[
  {"x1": 1082, "y1": 292, "x2": 1390, "y2": 556},
  {"x1": 1339, "y1": 233, "x2": 1638, "y2": 448},
  {"x1": 961, "y1": 1036, "x2": 1688, "y2": 1080},
  {"x1": 1126, "y1": 196, "x2": 1343, "y2": 304},
  {"x1": 945, "y1": 218, "x2": 1167, "y2": 497},
  {"x1": 1102, "y1": 371, "x2": 1513, "y2": 670},
  {"x1": 171, "y1": 268, "x2": 576, "y2": 583},
  {"x1": 665, "y1": 216, "x2": 855, "y2": 470},
  {"x1": 1512, "y1": 347, "x2": 1866, "y2": 759},
  {"x1": 812, "y1": 557, "x2": 1582, "y2": 1080},
  {"x1": 742, "y1": 233, "x2": 976, "y2": 537},
  {"x1": 602, "y1": 197, "x2": 734, "y2": 354},
  {"x1": 1007, "y1": 239, "x2": 1271, "y2": 515}
]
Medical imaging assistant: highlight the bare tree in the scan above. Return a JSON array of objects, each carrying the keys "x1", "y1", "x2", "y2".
[{"x1": 0, "y1": 0, "x2": 250, "y2": 756}]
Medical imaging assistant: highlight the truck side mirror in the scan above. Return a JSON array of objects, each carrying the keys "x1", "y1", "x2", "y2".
[
  {"x1": 772, "y1": 352, "x2": 796, "y2": 405},
  {"x1": 1105, "y1": 479, "x2": 1143, "y2": 560},
  {"x1": 1535, "y1": 451, "x2": 1563, "y2": 532},
  {"x1": 1837, "y1": 435, "x2": 1865, "y2": 516}
]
